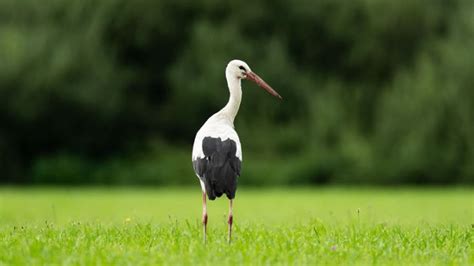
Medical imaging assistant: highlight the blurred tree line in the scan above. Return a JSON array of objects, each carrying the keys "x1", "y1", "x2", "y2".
[{"x1": 0, "y1": 0, "x2": 473, "y2": 185}]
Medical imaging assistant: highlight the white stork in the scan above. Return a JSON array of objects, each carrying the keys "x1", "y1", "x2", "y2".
[{"x1": 192, "y1": 59, "x2": 282, "y2": 243}]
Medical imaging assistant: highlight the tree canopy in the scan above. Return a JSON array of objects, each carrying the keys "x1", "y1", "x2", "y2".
[{"x1": 0, "y1": 0, "x2": 473, "y2": 185}]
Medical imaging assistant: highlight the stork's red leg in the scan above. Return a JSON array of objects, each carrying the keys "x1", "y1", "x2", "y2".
[
  {"x1": 228, "y1": 199, "x2": 233, "y2": 244},
  {"x1": 202, "y1": 191, "x2": 208, "y2": 243}
]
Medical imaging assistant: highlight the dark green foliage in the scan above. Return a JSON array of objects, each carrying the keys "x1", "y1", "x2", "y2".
[{"x1": 0, "y1": 0, "x2": 472, "y2": 184}]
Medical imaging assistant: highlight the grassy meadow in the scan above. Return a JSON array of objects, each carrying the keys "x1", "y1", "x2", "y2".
[{"x1": 0, "y1": 187, "x2": 472, "y2": 265}]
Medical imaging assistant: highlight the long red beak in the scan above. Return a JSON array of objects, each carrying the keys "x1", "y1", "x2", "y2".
[{"x1": 245, "y1": 71, "x2": 282, "y2": 99}]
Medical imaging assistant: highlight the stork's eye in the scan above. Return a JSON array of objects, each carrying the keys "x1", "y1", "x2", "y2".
[{"x1": 238, "y1": 66, "x2": 246, "y2": 71}]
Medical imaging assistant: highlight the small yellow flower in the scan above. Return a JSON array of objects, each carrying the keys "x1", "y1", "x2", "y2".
[{"x1": 125, "y1": 217, "x2": 132, "y2": 223}]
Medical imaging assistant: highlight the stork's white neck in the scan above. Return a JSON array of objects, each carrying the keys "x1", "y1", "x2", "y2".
[{"x1": 219, "y1": 72, "x2": 242, "y2": 123}]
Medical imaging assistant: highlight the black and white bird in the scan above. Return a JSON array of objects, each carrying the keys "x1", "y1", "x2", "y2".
[{"x1": 192, "y1": 59, "x2": 282, "y2": 243}]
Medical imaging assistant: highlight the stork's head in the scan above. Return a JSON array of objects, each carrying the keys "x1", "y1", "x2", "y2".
[{"x1": 226, "y1": 59, "x2": 282, "y2": 99}]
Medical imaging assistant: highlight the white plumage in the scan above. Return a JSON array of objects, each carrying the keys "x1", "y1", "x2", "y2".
[
  {"x1": 192, "y1": 113, "x2": 242, "y2": 194},
  {"x1": 192, "y1": 113, "x2": 243, "y2": 161}
]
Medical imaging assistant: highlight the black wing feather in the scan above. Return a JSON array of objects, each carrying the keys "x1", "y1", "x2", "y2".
[{"x1": 192, "y1": 137, "x2": 241, "y2": 200}]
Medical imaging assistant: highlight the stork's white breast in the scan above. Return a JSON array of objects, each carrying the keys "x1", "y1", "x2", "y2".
[{"x1": 192, "y1": 115, "x2": 242, "y2": 161}]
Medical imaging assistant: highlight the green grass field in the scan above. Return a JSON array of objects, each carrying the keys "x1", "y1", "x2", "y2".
[{"x1": 0, "y1": 187, "x2": 472, "y2": 265}]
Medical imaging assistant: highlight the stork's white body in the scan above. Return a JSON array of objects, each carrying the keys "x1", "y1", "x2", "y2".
[
  {"x1": 192, "y1": 61, "x2": 244, "y2": 195},
  {"x1": 192, "y1": 113, "x2": 242, "y2": 192},
  {"x1": 192, "y1": 114, "x2": 242, "y2": 162}
]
